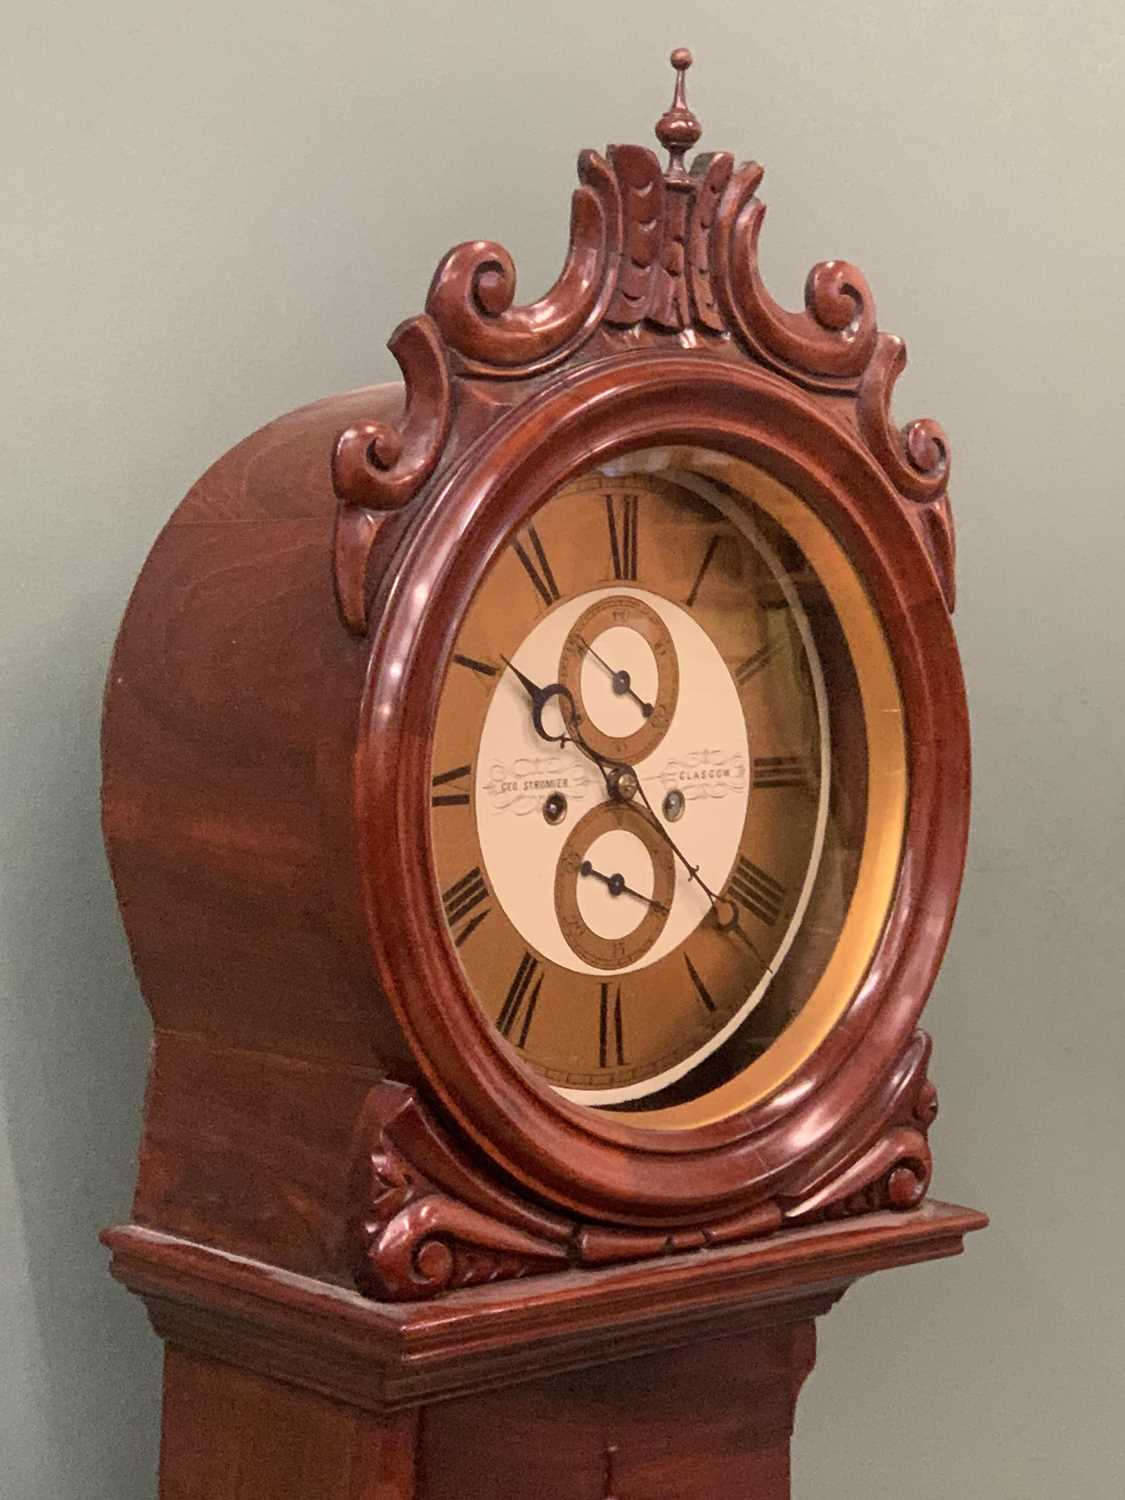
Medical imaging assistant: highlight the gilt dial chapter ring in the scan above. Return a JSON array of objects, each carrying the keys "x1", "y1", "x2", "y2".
[{"x1": 554, "y1": 801, "x2": 676, "y2": 970}]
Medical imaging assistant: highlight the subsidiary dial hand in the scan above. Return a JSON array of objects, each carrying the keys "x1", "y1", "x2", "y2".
[
  {"x1": 578, "y1": 859, "x2": 669, "y2": 915},
  {"x1": 575, "y1": 634, "x2": 653, "y2": 718}
]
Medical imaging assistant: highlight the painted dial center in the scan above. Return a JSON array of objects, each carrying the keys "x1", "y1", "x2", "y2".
[{"x1": 476, "y1": 584, "x2": 751, "y2": 976}]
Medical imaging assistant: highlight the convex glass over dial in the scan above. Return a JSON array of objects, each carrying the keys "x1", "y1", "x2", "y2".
[{"x1": 428, "y1": 452, "x2": 905, "y2": 1116}]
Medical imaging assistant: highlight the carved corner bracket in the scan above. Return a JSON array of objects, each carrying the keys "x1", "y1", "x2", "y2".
[
  {"x1": 778, "y1": 1030, "x2": 939, "y2": 1225},
  {"x1": 331, "y1": 49, "x2": 955, "y2": 634},
  {"x1": 347, "y1": 1080, "x2": 572, "y2": 1300},
  {"x1": 349, "y1": 1031, "x2": 940, "y2": 1302}
]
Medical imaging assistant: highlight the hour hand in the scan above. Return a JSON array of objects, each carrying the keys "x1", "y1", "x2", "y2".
[
  {"x1": 500, "y1": 654, "x2": 577, "y2": 746},
  {"x1": 500, "y1": 653, "x2": 543, "y2": 703}
]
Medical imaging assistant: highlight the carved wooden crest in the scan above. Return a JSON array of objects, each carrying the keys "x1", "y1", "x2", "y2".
[{"x1": 331, "y1": 49, "x2": 954, "y2": 636}]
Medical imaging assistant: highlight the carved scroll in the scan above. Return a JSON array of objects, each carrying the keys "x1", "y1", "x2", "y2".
[
  {"x1": 425, "y1": 150, "x2": 621, "y2": 378},
  {"x1": 348, "y1": 1082, "x2": 571, "y2": 1300},
  {"x1": 332, "y1": 49, "x2": 957, "y2": 629},
  {"x1": 356, "y1": 1154, "x2": 570, "y2": 1298},
  {"x1": 780, "y1": 1032, "x2": 939, "y2": 1224},
  {"x1": 331, "y1": 316, "x2": 452, "y2": 512},
  {"x1": 330, "y1": 316, "x2": 452, "y2": 634},
  {"x1": 857, "y1": 333, "x2": 955, "y2": 608},
  {"x1": 711, "y1": 161, "x2": 878, "y2": 384},
  {"x1": 857, "y1": 335, "x2": 951, "y2": 504},
  {"x1": 348, "y1": 1081, "x2": 791, "y2": 1302}
]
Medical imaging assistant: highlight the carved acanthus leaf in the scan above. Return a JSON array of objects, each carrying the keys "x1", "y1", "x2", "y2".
[
  {"x1": 687, "y1": 152, "x2": 731, "y2": 333},
  {"x1": 603, "y1": 143, "x2": 666, "y2": 328}
]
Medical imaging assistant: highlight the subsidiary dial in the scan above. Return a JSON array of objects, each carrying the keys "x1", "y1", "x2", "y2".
[
  {"x1": 558, "y1": 594, "x2": 678, "y2": 764},
  {"x1": 554, "y1": 800, "x2": 676, "y2": 969}
]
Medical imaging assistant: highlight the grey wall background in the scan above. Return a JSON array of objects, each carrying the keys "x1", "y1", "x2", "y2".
[{"x1": 2, "y1": 1, "x2": 1123, "y2": 1496}]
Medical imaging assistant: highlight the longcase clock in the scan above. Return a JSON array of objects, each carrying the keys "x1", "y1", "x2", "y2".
[{"x1": 102, "y1": 50, "x2": 986, "y2": 1500}]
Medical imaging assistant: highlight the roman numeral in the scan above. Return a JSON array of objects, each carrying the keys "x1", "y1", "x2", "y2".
[
  {"x1": 431, "y1": 764, "x2": 471, "y2": 807},
  {"x1": 441, "y1": 866, "x2": 491, "y2": 946},
  {"x1": 453, "y1": 653, "x2": 497, "y2": 679},
  {"x1": 684, "y1": 953, "x2": 715, "y2": 1012},
  {"x1": 729, "y1": 857, "x2": 785, "y2": 927},
  {"x1": 497, "y1": 951, "x2": 542, "y2": 1047},
  {"x1": 735, "y1": 636, "x2": 783, "y2": 686},
  {"x1": 599, "y1": 983, "x2": 626, "y2": 1068},
  {"x1": 512, "y1": 525, "x2": 560, "y2": 608},
  {"x1": 606, "y1": 493, "x2": 638, "y2": 581},
  {"x1": 752, "y1": 755, "x2": 808, "y2": 789},
  {"x1": 686, "y1": 533, "x2": 721, "y2": 607}
]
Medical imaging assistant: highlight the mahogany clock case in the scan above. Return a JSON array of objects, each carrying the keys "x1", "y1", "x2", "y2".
[
  {"x1": 101, "y1": 52, "x2": 976, "y2": 1307},
  {"x1": 355, "y1": 370, "x2": 967, "y2": 1236}
]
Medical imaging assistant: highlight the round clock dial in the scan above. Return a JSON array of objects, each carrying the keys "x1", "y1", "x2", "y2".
[{"x1": 429, "y1": 453, "x2": 899, "y2": 1114}]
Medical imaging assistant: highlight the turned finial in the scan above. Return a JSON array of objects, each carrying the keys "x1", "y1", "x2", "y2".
[{"x1": 655, "y1": 47, "x2": 701, "y2": 180}]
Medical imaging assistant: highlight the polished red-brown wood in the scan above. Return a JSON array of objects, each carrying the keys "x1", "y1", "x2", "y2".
[
  {"x1": 105, "y1": 1201, "x2": 984, "y2": 1411},
  {"x1": 107, "y1": 1202, "x2": 984, "y2": 1498},
  {"x1": 158, "y1": 1351, "x2": 418, "y2": 1500},
  {"x1": 102, "y1": 48, "x2": 983, "y2": 1499}
]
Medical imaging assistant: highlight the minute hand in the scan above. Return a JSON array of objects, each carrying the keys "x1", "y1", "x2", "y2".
[{"x1": 627, "y1": 779, "x2": 772, "y2": 971}]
